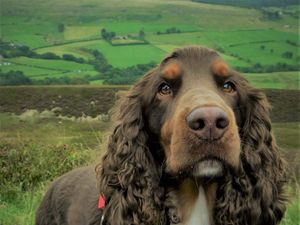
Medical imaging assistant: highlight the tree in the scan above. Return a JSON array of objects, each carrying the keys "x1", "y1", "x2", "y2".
[
  {"x1": 38, "y1": 52, "x2": 61, "y2": 60},
  {"x1": 139, "y1": 29, "x2": 145, "y2": 38},
  {"x1": 101, "y1": 28, "x2": 116, "y2": 41},
  {"x1": 109, "y1": 32, "x2": 116, "y2": 40},
  {"x1": 0, "y1": 70, "x2": 32, "y2": 85},
  {"x1": 58, "y1": 23, "x2": 64, "y2": 33},
  {"x1": 101, "y1": 28, "x2": 107, "y2": 39},
  {"x1": 282, "y1": 51, "x2": 293, "y2": 59}
]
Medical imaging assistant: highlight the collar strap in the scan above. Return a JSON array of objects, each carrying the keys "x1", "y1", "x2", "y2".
[
  {"x1": 98, "y1": 196, "x2": 106, "y2": 225},
  {"x1": 98, "y1": 196, "x2": 105, "y2": 209}
]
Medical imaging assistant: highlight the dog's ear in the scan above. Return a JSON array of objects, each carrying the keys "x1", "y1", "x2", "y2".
[
  {"x1": 96, "y1": 70, "x2": 166, "y2": 225},
  {"x1": 241, "y1": 85, "x2": 287, "y2": 224},
  {"x1": 214, "y1": 75, "x2": 287, "y2": 225}
]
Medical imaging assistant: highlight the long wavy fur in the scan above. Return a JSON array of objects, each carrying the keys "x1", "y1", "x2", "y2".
[
  {"x1": 214, "y1": 77, "x2": 287, "y2": 225},
  {"x1": 96, "y1": 70, "x2": 166, "y2": 225},
  {"x1": 96, "y1": 58, "x2": 286, "y2": 225}
]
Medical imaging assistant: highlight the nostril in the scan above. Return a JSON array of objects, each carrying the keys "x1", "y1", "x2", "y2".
[
  {"x1": 189, "y1": 119, "x2": 205, "y2": 130},
  {"x1": 216, "y1": 117, "x2": 229, "y2": 129},
  {"x1": 198, "y1": 119, "x2": 205, "y2": 129}
]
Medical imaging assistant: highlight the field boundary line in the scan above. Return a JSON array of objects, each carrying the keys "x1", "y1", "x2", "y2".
[
  {"x1": 32, "y1": 37, "x2": 102, "y2": 50},
  {"x1": 4, "y1": 60, "x2": 71, "y2": 73}
]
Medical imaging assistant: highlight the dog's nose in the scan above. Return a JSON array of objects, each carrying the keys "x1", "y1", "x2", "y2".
[{"x1": 186, "y1": 107, "x2": 229, "y2": 141}]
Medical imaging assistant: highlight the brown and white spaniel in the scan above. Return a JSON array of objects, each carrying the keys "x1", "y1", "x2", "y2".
[{"x1": 36, "y1": 46, "x2": 287, "y2": 225}]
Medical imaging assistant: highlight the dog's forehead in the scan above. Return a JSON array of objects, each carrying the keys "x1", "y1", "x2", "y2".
[{"x1": 161, "y1": 47, "x2": 230, "y2": 80}]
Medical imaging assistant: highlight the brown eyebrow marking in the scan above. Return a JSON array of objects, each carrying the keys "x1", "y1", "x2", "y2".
[
  {"x1": 212, "y1": 60, "x2": 229, "y2": 77},
  {"x1": 162, "y1": 63, "x2": 182, "y2": 80}
]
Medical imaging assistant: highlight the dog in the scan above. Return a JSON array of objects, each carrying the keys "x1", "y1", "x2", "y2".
[{"x1": 36, "y1": 46, "x2": 287, "y2": 225}]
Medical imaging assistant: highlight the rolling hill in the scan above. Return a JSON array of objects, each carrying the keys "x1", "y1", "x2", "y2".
[{"x1": 1, "y1": 0, "x2": 299, "y2": 86}]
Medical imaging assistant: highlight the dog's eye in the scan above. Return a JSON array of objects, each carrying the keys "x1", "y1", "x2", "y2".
[
  {"x1": 222, "y1": 81, "x2": 235, "y2": 93},
  {"x1": 158, "y1": 83, "x2": 173, "y2": 95}
]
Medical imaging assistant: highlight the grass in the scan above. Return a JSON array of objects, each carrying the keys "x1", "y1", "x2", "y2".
[
  {"x1": 0, "y1": 64, "x2": 60, "y2": 77},
  {"x1": 0, "y1": 112, "x2": 108, "y2": 150},
  {"x1": 31, "y1": 70, "x2": 99, "y2": 80},
  {"x1": 273, "y1": 122, "x2": 300, "y2": 150},
  {"x1": 245, "y1": 71, "x2": 299, "y2": 90},
  {"x1": 227, "y1": 41, "x2": 298, "y2": 66},
  {"x1": 0, "y1": 186, "x2": 44, "y2": 225},
  {"x1": 2, "y1": 57, "x2": 96, "y2": 79},
  {"x1": 6, "y1": 57, "x2": 93, "y2": 71},
  {"x1": 1, "y1": 17, "x2": 63, "y2": 48},
  {"x1": 64, "y1": 25, "x2": 101, "y2": 40},
  {"x1": 280, "y1": 180, "x2": 300, "y2": 225},
  {"x1": 1, "y1": 0, "x2": 298, "y2": 80},
  {"x1": 99, "y1": 21, "x2": 200, "y2": 35},
  {"x1": 0, "y1": 113, "x2": 106, "y2": 225},
  {"x1": 34, "y1": 28, "x2": 299, "y2": 72},
  {"x1": 90, "y1": 79, "x2": 104, "y2": 84},
  {"x1": 147, "y1": 29, "x2": 299, "y2": 67},
  {"x1": 2, "y1": 184, "x2": 297, "y2": 225},
  {"x1": 35, "y1": 42, "x2": 95, "y2": 60},
  {"x1": 35, "y1": 39, "x2": 167, "y2": 68},
  {"x1": 84, "y1": 40, "x2": 166, "y2": 68},
  {"x1": 0, "y1": 112, "x2": 299, "y2": 225},
  {"x1": 111, "y1": 38, "x2": 146, "y2": 45}
]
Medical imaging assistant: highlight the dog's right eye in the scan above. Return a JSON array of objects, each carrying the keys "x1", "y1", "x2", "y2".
[{"x1": 158, "y1": 83, "x2": 173, "y2": 96}]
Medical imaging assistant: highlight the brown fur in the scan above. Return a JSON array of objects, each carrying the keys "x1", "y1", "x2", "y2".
[
  {"x1": 212, "y1": 60, "x2": 229, "y2": 77},
  {"x1": 36, "y1": 46, "x2": 287, "y2": 225},
  {"x1": 163, "y1": 62, "x2": 182, "y2": 79}
]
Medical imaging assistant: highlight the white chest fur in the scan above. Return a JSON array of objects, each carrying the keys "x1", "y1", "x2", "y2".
[{"x1": 186, "y1": 185, "x2": 211, "y2": 225}]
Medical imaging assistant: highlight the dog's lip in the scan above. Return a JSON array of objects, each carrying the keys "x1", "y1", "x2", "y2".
[
  {"x1": 192, "y1": 157, "x2": 225, "y2": 178},
  {"x1": 165, "y1": 156, "x2": 229, "y2": 178}
]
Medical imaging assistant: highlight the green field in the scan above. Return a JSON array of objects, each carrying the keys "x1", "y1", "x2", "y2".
[
  {"x1": 1, "y1": 57, "x2": 96, "y2": 79},
  {"x1": 6, "y1": 57, "x2": 93, "y2": 71},
  {"x1": 33, "y1": 29, "x2": 299, "y2": 70},
  {"x1": 36, "y1": 39, "x2": 167, "y2": 68},
  {"x1": 245, "y1": 71, "x2": 299, "y2": 89},
  {"x1": 35, "y1": 41, "x2": 97, "y2": 60},
  {"x1": 0, "y1": 64, "x2": 59, "y2": 77},
  {"x1": 64, "y1": 25, "x2": 101, "y2": 40},
  {"x1": 85, "y1": 41, "x2": 166, "y2": 68},
  {"x1": 1, "y1": 0, "x2": 299, "y2": 84}
]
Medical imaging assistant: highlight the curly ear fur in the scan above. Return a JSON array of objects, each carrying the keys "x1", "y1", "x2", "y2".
[
  {"x1": 96, "y1": 70, "x2": 166, "y2": 225},
  {"x1": 214, "y1": 78, "x2": 287, "y2": 225}
]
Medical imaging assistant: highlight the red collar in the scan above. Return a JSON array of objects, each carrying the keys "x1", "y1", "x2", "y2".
[{"x1": 98, "y1": 196, "x2": 105, "y2": 209}]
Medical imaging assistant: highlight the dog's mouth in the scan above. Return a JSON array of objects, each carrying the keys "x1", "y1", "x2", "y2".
[
  {"x1": 192, "y1": 157, "x2": 224, "y2": 179},
  {"x1": 167, "y1": 156, "x2": 228, "y2": 181}
]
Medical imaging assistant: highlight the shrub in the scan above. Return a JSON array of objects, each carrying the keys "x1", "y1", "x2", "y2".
[
  {"x1": 282, "y1": 51, "x2": 293, "y2": 59},
  {"x1": 0, "y1": 140, "x2": 91, "y2": 203},
  {"x1": 58, "y1": 23, "x2": 64, "y2": 33},
  {"x1": 0, "y1": 70, "x2": 32, "y2": 86},
  {"x1": 36, "y1": 52, "x2": 61, "y2": 60},
  {"x1": 62, "y1": 54, "x2": 85, "y2": 63}
]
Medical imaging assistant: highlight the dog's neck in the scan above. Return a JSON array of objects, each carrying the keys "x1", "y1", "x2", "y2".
[{"x1": 167, "y1": 178, "x2": 217, "y2": 225}]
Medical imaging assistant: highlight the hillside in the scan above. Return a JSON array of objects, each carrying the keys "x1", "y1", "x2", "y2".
[
  {"x1": 192, "y1": 0, "x2": 299, "y2": 8},
  {"x1": 1, "y1": 0, "x2": 299, "y2": 85},
  {"x1": 0, "y1": 86, "x2": 299, "y2": 122}
]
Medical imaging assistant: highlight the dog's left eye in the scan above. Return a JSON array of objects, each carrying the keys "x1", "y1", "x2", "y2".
[
  {"x1": 158, "y1": 83, "x2": 173, "y2": 95},
  {"x1": 222, "y1": 81, "x2": 235, "y2": 93}
]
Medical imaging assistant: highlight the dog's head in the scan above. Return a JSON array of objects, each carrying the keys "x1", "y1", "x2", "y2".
[
  {"x1": 137, "y1": 47, "x2": 241, "y2": 180},
  {"x1": 145, "y1": 47, "x2": 241, "y2": 178}
]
